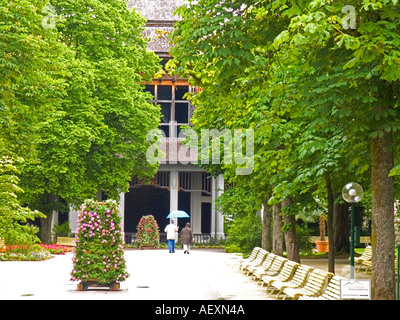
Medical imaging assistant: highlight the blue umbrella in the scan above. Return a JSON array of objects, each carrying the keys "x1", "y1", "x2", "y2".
[{"x1": 167, "y1": 210, "x2": 190, "y2": 219}]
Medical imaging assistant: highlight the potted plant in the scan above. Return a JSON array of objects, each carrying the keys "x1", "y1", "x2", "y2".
[
  {"x1": 136, "y1": 215, "x2": 160, "y2": 249},
  {"x1": 70, "y1": 199, "x2": 129, "y2": 290},
  {"x1": 315, "y1": 215, "x2": 329, "y2": 253}
]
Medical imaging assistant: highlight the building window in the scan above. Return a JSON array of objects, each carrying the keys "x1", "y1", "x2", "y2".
[{"x1": 145, "y1": 84, "x2": 191, "y2": 137}]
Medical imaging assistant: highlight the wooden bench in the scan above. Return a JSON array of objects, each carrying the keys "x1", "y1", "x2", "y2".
[
  {"x1": 267, "y1": 265, "x2": 314, "y2": 299},
  {"x1": 281, "y1": 269, "x2": 333, "y2": 300},
  {"x1": 360, "y1": 254, "x2": 400, "y2": 274},
  {"x1": 241, "y1": 249, "x2": 268, "y2": 274},
  {"x1": 0, "y1": 238, "x2": 5, "y2": 253},
  {"x1": 253, "y1": 255, "x2": 287, "y2": 281},
  {"x1": 250, "y1": 253, "x2": 277, "y2": 279},
  {"x1": 360, "y1": 248, "x2": 398, "y2": 274},
  {"x1": 355, "y1": 245, "x2": 372, "y2": 271},
  {"x1": 261, "y1": 259, "x2": 300, "y2": 290},
  {"x1": 245, "y1": 250, "x2": 271, "y2": 276},
  {"x1": 299, "y1": 275, "x2": 344, "y2": 300},
  {"x1": 240, "y1": 247, "x2": 261, "y2": 270},
  {"x1": 56, "y1": 237, "x2": 76, "y2": 247},
  {"x1": 361, "y1": 259, "x2": 372, "y2": 273}
]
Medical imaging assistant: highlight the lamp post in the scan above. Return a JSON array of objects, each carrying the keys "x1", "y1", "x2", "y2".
[{"x1": 342, "y1": 182, "x2": 363, "y2": 279}]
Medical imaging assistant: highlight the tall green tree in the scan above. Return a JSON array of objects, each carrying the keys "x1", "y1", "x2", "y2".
[
  {"x1": 273, "y1": 0, "x2": 400, "y2": 300},
  {"x1": 20, "y1": 0, "x2": 162, "y2": 243},
  {"x1": 0, "y1": 0, "x2": 68, "y2": 158},
  {"x1": 1, "y1": 0, "x2": 71, "y2": 244},
  {"x1": 171, "y1": 0, "x2": 400, "y2": 299},
  {"x1": 0, "y1": 157, "x2": 44, "y2": 245}
]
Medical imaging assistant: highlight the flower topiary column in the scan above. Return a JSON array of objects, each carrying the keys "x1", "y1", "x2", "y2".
[
  {"x1": 136, "y1": 215, "x2": 160, "y2": 249},
  {"x1": 71, "y1": 199, "x2": 129, "y2": 290}
]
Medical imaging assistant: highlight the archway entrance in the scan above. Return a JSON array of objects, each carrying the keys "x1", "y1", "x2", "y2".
[
  {"x1": 124, "y1": 185, "x2": 170, "y2": 234},
  {"x1": 177, "y1": 190, "x2": 191, "y2": 230},
  {"x1": 122, "y1": 170, "x2": 224, "y2": 243}
]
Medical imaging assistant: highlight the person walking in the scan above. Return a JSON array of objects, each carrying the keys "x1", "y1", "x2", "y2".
[
  {"x1": 180, "y1": 222, "x2": 193, "y2": 254},
  {"x1": 164, "y1": 219, "x2": 179, "y2": 253}
]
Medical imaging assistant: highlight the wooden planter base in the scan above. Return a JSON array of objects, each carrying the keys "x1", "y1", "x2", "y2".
[
  {"x1": 139, "y1": 245, "x2": 156, "y2": 250},
  {"x1": 77, "y1": 281, "x2": 120, "y2": 291}
]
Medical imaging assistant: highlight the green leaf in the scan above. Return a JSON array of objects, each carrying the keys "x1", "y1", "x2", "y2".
[{"x1": 389, "y1": 165, "x2": 400, "y2": 176}]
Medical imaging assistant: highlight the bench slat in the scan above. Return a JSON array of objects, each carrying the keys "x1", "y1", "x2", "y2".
[
  {"x1": 269, "y1": 265, "x2": 314, "y2": 298},
  {"x1": 242, "y1": 249, "x2": 268, "y2": 272},
  {"x1": 299, "y1": 275, "x2": 343, "y2": 300},
  {"x1": 240, "y1": 247, "x2": 261, "y2": 269},
  {"x1": 254, "y1": 255, "x2": 287, "y2": 279},
  {"x1": 282, "y1": 269, "x2": 332, "y2": 299},
  {"x1": 252, "y1": 254, "x2": 276, "y2": 278},
  {"x1": 261, "y1": 260, "x2": 299, "y2": 290}
]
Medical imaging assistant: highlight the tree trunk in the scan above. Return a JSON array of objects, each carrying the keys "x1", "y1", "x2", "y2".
[
  {"x1": 281, "y1": 197, "x2": 300, "y2": 263},
  {"x1": 40, "y1": 214, "x2": 53, "y2": 244},
  {"x1": 262, "y1": 199, "x2": 272, "y2": 251},
  {"x1": 371, "y1": 134, "x2": 395, "y2": 300},
  {"x1": 39, "y1": 192, "x2": 56, "y2": 244},
  {"x1": 334, "y1": 200, "x2": 350, "y2": 253},
  {"x1": 319, "y1": 215, "x2": 326, "y2": 241},
  {"x1": 325, "y1": 172, "x2": 335, "y2": 273},
  {"x1": 272, "y1": 202, "x2": 283, "y2": 256}
]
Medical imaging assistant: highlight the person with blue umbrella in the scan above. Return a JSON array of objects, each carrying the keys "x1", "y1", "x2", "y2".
[
  {"x1": 164, "y1": 219, "x2": 179, "y2": 253},
  {"x1": 166, "y1": 210, "x2": 190, "y2": 219},
  {"x1": 165, "y1": 210, "x2": 189, "y2": 253}
]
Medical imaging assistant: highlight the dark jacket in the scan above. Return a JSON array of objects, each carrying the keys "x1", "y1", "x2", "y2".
[{"x1": 180, "y1": 227, "x2": 193, "y2": 245}]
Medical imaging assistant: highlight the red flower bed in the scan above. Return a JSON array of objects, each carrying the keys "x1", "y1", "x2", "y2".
[
  {"x1": 39, "y1": 244, "x2": 74, "y2": 255},
  {"x1": 1, "y1": 244, "x2": 74, "y2": 257}
]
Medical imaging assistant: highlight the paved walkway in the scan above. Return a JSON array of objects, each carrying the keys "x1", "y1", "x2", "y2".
[
  {"x1": 0, "y1": 249, "x2": 370, "y2": 300},
  {"x1": 0, "y1": 249, "x2": 269, "y2": 300}
]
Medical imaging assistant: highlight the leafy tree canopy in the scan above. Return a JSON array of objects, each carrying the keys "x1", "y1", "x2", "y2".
[{"x1": 1, "y1": 0, "x2": 163, "y2": 243}]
